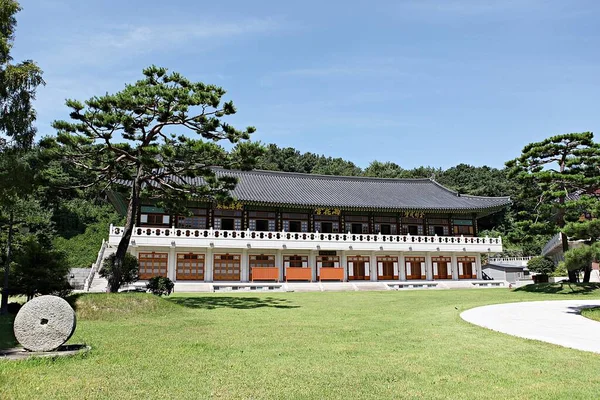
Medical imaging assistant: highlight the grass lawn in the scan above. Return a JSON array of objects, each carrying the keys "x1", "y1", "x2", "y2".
[
  {"x1": 581, "y1": 307, "x2": 600, "y2": 322},
  {"x1": 2, "y1": 286, "x2": 600, "y2": 399}
]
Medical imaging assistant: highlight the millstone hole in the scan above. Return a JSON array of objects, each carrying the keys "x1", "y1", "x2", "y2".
[{"x1": 40, "y1": 318, "x2": 49, "y2": 325}]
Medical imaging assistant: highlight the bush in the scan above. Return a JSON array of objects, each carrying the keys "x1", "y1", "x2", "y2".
[
  {"x1": 551, "y1": 261, "x2": 568, "y2": 277},
  {"x1": 100, "y1": 253, "x2": 139, "y2": 292},
  {"x1": 146, "y1": 276, "x2": 174, "y2": 297},
  {"x1": 527, "y1": 256, "x2": 555, "y2": 276},
  {"x1": 6, "y1": 237, "x2": 72, "y2": 300}
]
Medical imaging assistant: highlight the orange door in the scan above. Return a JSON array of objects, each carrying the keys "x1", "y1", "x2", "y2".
[{"x1": 249, "y1": 254, "x2": 276, "y2": 281}]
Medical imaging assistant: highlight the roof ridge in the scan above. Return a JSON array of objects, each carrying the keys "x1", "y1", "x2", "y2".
[{"x1": 214, "y1": 167, "x2": 435, "y2": 183}]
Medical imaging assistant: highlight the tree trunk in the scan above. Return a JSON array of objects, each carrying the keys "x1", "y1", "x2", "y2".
[
  {"x1": 561, "y1": 232, "x2": 578, "y2": 283},
  {"x1": 583, "y1": 266, "x2": 592, "y2": 283},
  {"x1": 568, "y1": 269, "x2": 579, "y2": 283},
  {"x1": 0, "y1": 210, "x2": 14, "y2": 315},
  {"x1": 111, "y1": 167, "x2": 143, "y2": 293}
]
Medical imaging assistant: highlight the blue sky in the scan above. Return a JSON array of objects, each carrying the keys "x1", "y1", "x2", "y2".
[{"x1": 13, "y1": 0, "x2": 600, "y2": 169}]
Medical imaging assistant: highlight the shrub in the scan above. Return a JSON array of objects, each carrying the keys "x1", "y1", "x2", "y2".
[
  {"x1": 100, "y1": 253, "x2": 139, "y2": 292},
  {"x1": 527, "y1": 256, "x2": 555, "y2": 276},
  {"x1": 7, "y1": 237, "x2": 72, "y2": 300},
  {"x1": 146, "y1": 276, "x2": 174, "y2": 297},
  {"x1": 551, "y1": 261, "x2": 568, "y2": 277}
]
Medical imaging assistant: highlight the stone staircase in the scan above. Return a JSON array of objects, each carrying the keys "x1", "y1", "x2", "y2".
[
  {"x1": 68, "y1": 268, "x2": 91, "y2": 290},
  {"x1": 85, "y1": 241, "x2": 115, "y2": 293}
]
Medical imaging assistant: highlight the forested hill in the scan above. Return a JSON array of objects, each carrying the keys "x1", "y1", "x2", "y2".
[
  {"x1": 52, "y1": 142, "x2": 518, "y2": 269},
  {"x1": 252, "y1": 143, "x2": 514, "y2": 198}
]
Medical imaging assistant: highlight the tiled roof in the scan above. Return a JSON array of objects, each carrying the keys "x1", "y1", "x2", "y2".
[{"x1": 194, "y1": 168, "x2": 511, "y2": 212}]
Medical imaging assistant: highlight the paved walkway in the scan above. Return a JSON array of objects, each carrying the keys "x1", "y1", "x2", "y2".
[{"x1": 461, "y1": 300, "x2": 600, "y2": 354}]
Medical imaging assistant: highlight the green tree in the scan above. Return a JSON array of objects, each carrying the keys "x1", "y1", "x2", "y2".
[
  {"x1": 563, "y1": 198, "x2": 600, "y2": 281},
  {"x1": 0, "y1": 0, "x2": 44, "y2": 313},
  {"x1": 363, "y1": 161, "x2": 404, "y2": 178},
  {"x1": 506, "y1": 132, "x2": 600, "y2": 280},
  {"x1": 8, "y1": 236, "x2": 71, "y2": 300},
  {"x1": 563, "y1": 243, "x2": 600, "y2": 280},
  {"x1": 527, "y1": 256, "x2": 556, "y2": 277},
  {"x1": 0, "y1": 0, "x2": 44, "y2": 149},
  {"x1": 49, "y1": 66, "x2": 257, "y2": 292},
  {"x1": 100, "y1": 253, "x2": 139, "y2": 293}
]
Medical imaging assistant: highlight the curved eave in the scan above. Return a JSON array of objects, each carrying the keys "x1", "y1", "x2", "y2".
[{"x1": 232, "y1": 199, "x2": 511, "y2": 217}]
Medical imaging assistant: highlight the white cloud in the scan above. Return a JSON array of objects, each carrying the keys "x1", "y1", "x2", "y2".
[
  {"x1": 37, "y1": 17, "x2": 283, "y2": 69},
  {"x1": 90, "y1": 18, "x2": 281, "y2": 53}
]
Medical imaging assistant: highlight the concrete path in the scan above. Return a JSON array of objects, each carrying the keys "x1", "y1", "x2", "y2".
[{"x1": 461, "y1": 300, "x2": 600, "y2": 354}]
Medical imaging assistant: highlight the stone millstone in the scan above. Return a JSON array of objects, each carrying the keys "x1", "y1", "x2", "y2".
[{"x1": 13, "y1": 295, "x2": 76, "y2": 352}]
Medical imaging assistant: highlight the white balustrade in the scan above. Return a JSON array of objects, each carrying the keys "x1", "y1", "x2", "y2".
[{"x1": 108, "y1": 225, "x2": 503, "y2": 253}]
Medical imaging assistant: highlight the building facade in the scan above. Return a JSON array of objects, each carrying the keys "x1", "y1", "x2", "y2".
[{"x1": 108, "y1": 169, "x2": 510, "y2": 284}]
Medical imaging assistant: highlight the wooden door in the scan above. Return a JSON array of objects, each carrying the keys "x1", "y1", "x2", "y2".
[
  {"x1": 213, "y1": 254, "x2": 241, "y2": 281},
  {"x1": 138, "y1": 252, "x2": 168, "y2": 280},
  {"x1": 377, "y1": 256, "x2": 398, "y2": 280},
  {"x1": 405, "y1": 257, "x2": 425, "y2": 280},
  {"x1": 433, "y1": 257, "x2": 451, "y2": 280},
  {"x1": 463, "y1": 263, "x2": 473, "y2": 277},
  {"x1": 458, "y1": 257, "x2": 476, "y2": 279},
  {"x1": 176, "y1": 253, "x2": 205, "y2": 281},
  {"x1": 348, "y1": 256, "x2": 369, "y2": 280}
]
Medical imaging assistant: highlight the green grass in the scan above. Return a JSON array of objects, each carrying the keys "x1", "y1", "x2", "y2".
[
  {"x1": 581, "y1": 306, "x2": 600, "y2": 322},
  {"x1": 2, "y1": 287, "x2": 600, "y2": 399}
]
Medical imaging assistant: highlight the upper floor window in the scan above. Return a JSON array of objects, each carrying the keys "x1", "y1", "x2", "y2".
[{"x1": 140, "y1": 213, "x2": 170, "y2": 226}]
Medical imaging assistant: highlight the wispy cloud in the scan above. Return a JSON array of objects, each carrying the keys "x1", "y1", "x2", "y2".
[
  {"x1": 36, "y1": 17, "x2": 283, "y2": 69},
  {"x1": 91, "y1": 18, "x2": 281, "y2": 53}
]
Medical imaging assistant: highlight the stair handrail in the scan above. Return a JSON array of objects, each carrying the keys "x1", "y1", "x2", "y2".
[{"x1": 84, "y1": 239, "x2": 107, "y2": 291}]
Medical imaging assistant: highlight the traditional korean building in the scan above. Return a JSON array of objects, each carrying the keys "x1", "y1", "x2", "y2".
[{"x1": 106, "y1": 168, "x2": 510, "y2": 287}]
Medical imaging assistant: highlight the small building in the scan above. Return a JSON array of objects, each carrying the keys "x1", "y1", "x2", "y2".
[
  {"x1": 106, "y1": 168, "x2": 511, "y2": 285},
  {"x1": 482, "y1": 261, "x2": 530, "y2": 284}
]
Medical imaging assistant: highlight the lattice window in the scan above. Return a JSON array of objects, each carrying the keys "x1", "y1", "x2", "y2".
[{"x1": 284, "y1": 255, "x2": 308, "y2": 268}]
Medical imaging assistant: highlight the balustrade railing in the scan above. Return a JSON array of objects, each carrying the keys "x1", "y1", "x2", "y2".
[
  {"x1": 488, "y1": 257, "x2": 533, "y2": 263},
  {"x1": 542, "y1": 232, "x2": 564, "y2": 256},
  {"x1": 84, "y1": 239, "x2": 107, "y2": 291},
  {"x1": 109, "y1": 225, "x2": 502, "y2": 246}
]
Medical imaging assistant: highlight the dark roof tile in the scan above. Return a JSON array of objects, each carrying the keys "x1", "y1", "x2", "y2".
[{"x1": 201, "y1": 168, "x2": 511, "y2": 212}]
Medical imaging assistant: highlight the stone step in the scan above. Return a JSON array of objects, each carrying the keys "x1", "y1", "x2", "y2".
[
  {"x1": 284, "y1": 283, "x2": 322, "y2": 292},
  {"x1": 353, "y1": 282, "x2": 391, "y2": 291},
  {"x1": 173, "y1": 283, "x2": 213, "y2": 293},
  {"x1": 319, "y1": 282, "x2": 356, "y2": 292}
]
